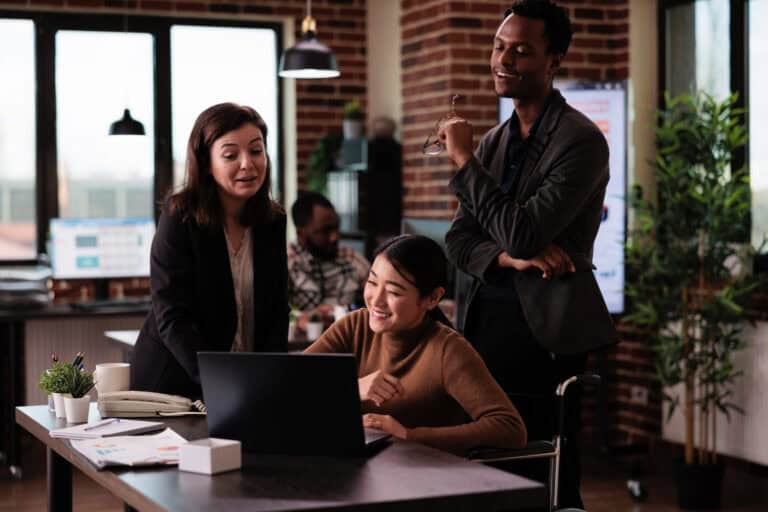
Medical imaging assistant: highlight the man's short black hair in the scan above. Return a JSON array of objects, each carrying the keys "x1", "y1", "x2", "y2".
[
  {"x1": 291, "y1": 191, "x2": 335, "y2": 228},
  {"x1": 505, "y1": 0, "x2": 572, "y2": 56}
]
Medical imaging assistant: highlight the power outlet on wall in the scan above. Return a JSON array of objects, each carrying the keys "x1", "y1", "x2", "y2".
[{"x1": 630, "y1": 385, "x2": 649, "y2": 405}]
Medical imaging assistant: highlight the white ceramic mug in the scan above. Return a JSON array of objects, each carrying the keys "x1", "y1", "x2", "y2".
[
  {"x1": 305, "y1": 321, "x2": 324, "y2": 341},
  {"x1": 95, "y1": 363, "x2": 131, "y2": 394}
]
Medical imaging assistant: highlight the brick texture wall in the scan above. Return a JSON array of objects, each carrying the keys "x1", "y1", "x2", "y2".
[{"x1": 2, "y1": 0, "x2": 368, "y2": 189}]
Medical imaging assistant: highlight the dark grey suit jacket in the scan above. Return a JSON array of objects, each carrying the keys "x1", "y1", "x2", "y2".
[
  {"x1": 446, "y1": 89, "x2": 618, "y2": 355},
  {"x1": 131, "y1": 204, "x2": 289, "y2": 398}
]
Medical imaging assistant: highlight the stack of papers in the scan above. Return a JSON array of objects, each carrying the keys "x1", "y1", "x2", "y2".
[
  {"x1": 50, "y1": 418, "x2": 164, "y2": 440},
  {"x1": 70, "y1": 428, "x2": 187, "y2": 469},
  {"x1": 0, "y1": 266, "x2": 52, "y2": 308}
]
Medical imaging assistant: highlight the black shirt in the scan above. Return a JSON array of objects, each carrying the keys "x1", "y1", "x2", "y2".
[{"x1": 480, "y1": 96, "x2": 553, "y2": 299}]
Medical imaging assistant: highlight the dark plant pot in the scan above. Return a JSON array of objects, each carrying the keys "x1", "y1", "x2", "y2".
[{"x1": 675, "y1": 458, "x2": 725, "y2": 510}]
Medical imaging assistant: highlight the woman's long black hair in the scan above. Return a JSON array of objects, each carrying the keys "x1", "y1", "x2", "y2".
[{"x1": 373, "y1": 234, "x2": 453, "y2": 327}]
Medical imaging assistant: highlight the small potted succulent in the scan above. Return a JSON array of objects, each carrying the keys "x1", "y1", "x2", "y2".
[
  {"x1": 39, "y1": 356, "x2": 95, "y2": 423},
  {"x1": 39, "y1": 361, "x2": 72, "y2": 419},
  {"x1": 342, "y1": 99, "x2": 364, "y2": 140},
  {"x1": 61, "y1": 361, "x2": 95, "y2": 424},
  {"x1": 288, "y1": 306, "x2": 300, "y2": 341}
]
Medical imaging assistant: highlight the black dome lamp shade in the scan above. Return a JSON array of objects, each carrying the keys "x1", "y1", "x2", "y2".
[
  {"x1": 278, "y1": 0, "x2": 339, "y2": 79},
  {"x1": 109, "y1": 108, "x2": 145, "y2": 136}
]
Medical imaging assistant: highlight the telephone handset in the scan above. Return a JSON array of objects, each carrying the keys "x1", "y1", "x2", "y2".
[{"x1": 97, "y1": 390, "x2": 207, "y2": 418}]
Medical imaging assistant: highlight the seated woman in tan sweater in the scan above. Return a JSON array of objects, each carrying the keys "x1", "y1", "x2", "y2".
[{"x1": 306, "y1": 234, "x2": 526, "y2": 456}]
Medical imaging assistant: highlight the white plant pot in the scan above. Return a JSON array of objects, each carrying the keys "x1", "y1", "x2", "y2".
[
  {"x1": 64, "y1": 396, "x2": 91, "y2": 424},
  {"x1": 52, "y1": 392, "x2": 72, "y2": 419},
  {"x1": 343, "y1": 119, "x2": 364, "y2": 140}
]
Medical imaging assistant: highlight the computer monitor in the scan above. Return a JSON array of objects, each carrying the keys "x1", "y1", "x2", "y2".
[{"x1": 49, "y1": 218, "x2": 155, "y2": 280}]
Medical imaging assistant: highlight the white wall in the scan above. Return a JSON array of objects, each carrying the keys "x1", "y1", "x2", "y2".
[
  {"x1": 281, "y1": 16, "x2": 298, "y2": 241},
  {"x1": 663, "y1": 322, "x2": 768, "y2": 466},
  {"x1": 366, "y1": 0, "x2": 402, "y2": 139},
  {"x1": 628, "y1": 0, "x2": 658, "y2": 207}
]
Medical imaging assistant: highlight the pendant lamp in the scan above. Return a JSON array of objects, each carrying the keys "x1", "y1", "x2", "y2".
[
  {"x1": 278, "y1": 0, "x2": 340, "y2": 79},
  {"x1": 109, "y1": 108, "x2": 145, "y2": 136}
]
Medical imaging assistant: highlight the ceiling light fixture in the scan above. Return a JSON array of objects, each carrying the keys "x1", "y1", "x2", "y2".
[{"x1": 278, "y1": 0, "x2": 340, "y2": 79}]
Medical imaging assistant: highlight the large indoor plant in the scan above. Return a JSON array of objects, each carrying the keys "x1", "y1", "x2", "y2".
[{"x1": 625, "y1": 91, "x2": 761, "y2": 509}]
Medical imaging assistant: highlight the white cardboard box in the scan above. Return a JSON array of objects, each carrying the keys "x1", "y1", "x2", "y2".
[{"x1": 179, "y1": 438, "x2": 241, "y2": 475}]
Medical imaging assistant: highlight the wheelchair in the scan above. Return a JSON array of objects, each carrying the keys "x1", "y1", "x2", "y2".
[{"x1": 468, "y1": 373, "x2": 602, "y2": 512}]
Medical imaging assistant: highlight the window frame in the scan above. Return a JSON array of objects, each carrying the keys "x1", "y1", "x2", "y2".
[
  {"x1": 0, "y1": 10, "x2": 284, "y2": 263},
  {"x1": 657, "y1": 0, "x2": 750, "y2": 233}
]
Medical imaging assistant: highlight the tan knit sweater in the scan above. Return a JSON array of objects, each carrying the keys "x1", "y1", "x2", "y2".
[{"x1": 306, "y1": 309, "x2": 527, "y2": 456}]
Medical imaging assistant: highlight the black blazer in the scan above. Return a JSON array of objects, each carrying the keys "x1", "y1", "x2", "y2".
[
  {"x1": 446, "y1": 89, "x2": 618, "y2": 355},
  {"x1": 131, "y1": 204, "x2": 289, "y2": 398}
]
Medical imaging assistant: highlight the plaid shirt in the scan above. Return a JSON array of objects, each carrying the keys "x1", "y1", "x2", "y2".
[{"x1": 287, "y1": 241, "x2": 370, "y2": 311}]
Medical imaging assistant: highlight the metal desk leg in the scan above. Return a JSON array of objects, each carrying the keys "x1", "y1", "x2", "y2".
[
  {"x1": 47, "y1": 447, "x2": 72, "y2": 512},
  {"x1": 8, "y1": 321, "x2": 21, "y2": 478},
  {"x1": 1, "y1": 319, "x2": 23, "y2": 479}
]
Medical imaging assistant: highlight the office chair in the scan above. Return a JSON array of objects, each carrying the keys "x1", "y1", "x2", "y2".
[{"x1": 467, "y1": 373, "x2": 602, "y2": 512}]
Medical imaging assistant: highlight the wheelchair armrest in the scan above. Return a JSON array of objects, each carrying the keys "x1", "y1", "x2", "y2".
[{"x1": 467, "y1": 440, "x2": 556, "y2": 462}]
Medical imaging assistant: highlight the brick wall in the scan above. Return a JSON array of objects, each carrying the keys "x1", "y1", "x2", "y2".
[
  {"x1": 1, "y1": 0, "x2": 368, "y2": 188},
  {"x1": 400, "y1": 0, "x2": 629, "y2": 219}
]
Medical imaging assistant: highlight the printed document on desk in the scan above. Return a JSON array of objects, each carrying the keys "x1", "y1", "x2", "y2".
[
  {"x1": 70, "y1": 428, "x2": 186, "y2": 469},
  {"x1": 50, "y1": 418, "x2": 164, "y2": 439}
]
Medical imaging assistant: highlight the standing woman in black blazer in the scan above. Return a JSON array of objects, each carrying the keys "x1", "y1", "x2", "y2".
[{"x1": 131, "y1": 103, "x2": 288, "y2": 398}]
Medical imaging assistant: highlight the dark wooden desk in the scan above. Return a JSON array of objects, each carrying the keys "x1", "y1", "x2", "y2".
[
  {"x1": 0, "y1": 304, "x2": 149, "y2": 478},
  {"x1": 16, "y1": 404, "x2": 544, "y2": 512}
]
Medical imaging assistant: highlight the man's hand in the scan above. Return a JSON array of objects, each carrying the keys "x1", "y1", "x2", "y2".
[
  {"x1": 438, "y1": 117, "x2": 474, "y2": 168},
  {"x1": 363, "y1": 413, "x2": 408, "y2": 440},
  {"x1": 358, "y1": 370, "x2": 404, "y2": 407},
  {"x1": 497, "y1": 243, "x2": 575, "y2": 279}
]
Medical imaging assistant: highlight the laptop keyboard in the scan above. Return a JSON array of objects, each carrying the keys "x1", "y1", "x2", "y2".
[{"x1": 364, "y1": 428, "x2": 390, "y2": 445}]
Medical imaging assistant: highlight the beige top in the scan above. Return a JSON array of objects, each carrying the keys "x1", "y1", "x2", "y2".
[
  {"x1": 225, "y1": 227, "x2": 253, "y2": 352},
  {"x1": 306, "y1": 309, "x2": 527, "y2": 456}
]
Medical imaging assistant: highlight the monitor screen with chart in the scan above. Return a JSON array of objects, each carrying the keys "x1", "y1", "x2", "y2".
[{"x1": 50, "y1": 218, "x2": 155, "y2": 279}]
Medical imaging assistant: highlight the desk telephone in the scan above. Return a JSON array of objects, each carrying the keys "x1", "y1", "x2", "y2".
[{"x1": 97, "y1": 390, "x2": 207, "y2": 418}]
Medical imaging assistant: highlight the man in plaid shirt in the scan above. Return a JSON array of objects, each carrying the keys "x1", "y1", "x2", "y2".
[{"x1": 288, "y1": 192, "x2": 369, "y2": 330}]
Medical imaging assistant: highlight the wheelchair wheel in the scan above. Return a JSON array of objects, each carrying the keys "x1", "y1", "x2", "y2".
[{"x1": 627, "y1": 478, "x2": 648, "y2": 502}]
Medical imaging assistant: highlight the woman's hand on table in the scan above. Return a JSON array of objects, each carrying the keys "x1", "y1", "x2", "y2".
[
  {"x1": 358, "y1": 370, "x2": 404, "y2": 407},
  {"x1": 363, "y1": 413, "x2": 408, "y2": 440}
]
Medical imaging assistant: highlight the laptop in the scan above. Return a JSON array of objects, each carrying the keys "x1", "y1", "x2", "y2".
[{"x1": 197, "y1": 352, "x2": 390, "y2": 456}]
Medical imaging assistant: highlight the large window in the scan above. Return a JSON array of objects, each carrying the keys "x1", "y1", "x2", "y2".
[
  {"x1": 748, "y1": 0, "x2": 767, "y2": 249},
  {"x1": 665, "y1": 0, "x2": 730, "y2": 99},
  {"x1": 661, "y1": 0, "x2": 767, "y2": 252},
  {"x1": 56, "y1": 30, "x2": 155, "y2": 219},
  {"x1": 0, "y1": 19, "x2": 36, "y2": 260},
  {"x1": 171, "y1": 26, "x2": 279, "y2": 195},
  {"x1": 0, "y1": 12, "x2": 282, "y2": 262}
]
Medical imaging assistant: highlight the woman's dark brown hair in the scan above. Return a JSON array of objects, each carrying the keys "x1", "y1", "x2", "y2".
[
  {"x1": 167, "y1": 102, "x2": 281, "y2": 227},
  {"x1": 374, "y1": 234, "x2": 453, "y2": 328}
]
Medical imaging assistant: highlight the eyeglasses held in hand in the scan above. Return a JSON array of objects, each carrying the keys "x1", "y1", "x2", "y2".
[{"x1": 422, "y1": 94, "x2": 462, "y2": 155}]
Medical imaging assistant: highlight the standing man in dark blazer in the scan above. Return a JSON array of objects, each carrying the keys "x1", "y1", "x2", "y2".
[
  {"x1": 131, "y1": 103, "x2": 288, "y2": 400},
  {"x1": 440, "y1": 1, "x2": 617, "y2": 507}
]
